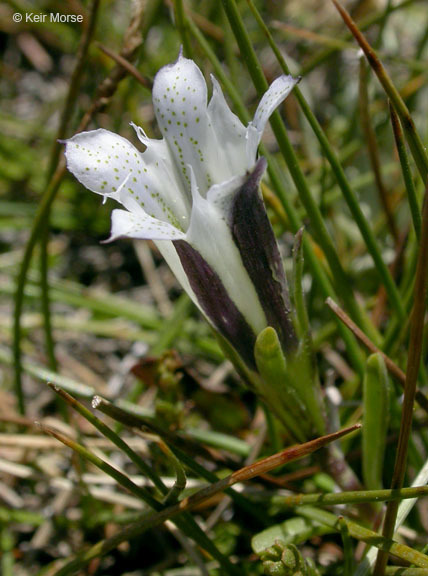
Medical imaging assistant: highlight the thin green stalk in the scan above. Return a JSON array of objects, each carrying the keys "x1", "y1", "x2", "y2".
[
  {"x1": 297, "y1": 507, "x2": 428, "y2": 568},
  {"x1": 13, "y1": 2, "x2": 148, "y2": 413},
  {"x1": 49, "y1": 384, "x2": 165, "y2": 493},
  {"x1": 173, "y1": 0, "x2": 192, "y2": 57},
  {"x1": 0, "y1": 346, "x2": 94, "y2": 399},
  {"x1": 95, "y1": 396, "x2": 235, "y2": 464},
  {"x1": 221, "y1": 4, "x2": 239, "y2": 87},
  {"x1": 30, "y1": 273, "x2": 161, "y2": 328},
  {"x1": 50, "y1": 494, "x2": 234, "y2": 576},
  {"x1": 47, "y1": 0, "x2": 101, "y2": 179},
  {"x1": 359, "y1": 58, "x2": 398, "y2": 243},
  {"x1": 40, "y1": 227, "x2": 57, "y2": 374},
  {"x1": 263, "y1": 404, "x2": 281, "y2": 453},
  {"x1": 356, "y1": 457, "x2": 428, "y2": 575},
  {"x1": 94, "y1": 396, "x2": 265, "y2": 521},
  {"x1": 2, "y1": 281, "x2": 161, "y2": 336},
  {"x1": 40, "y1": 423, "x2": 239, "y2": 576},
  {"x1": 184, "y1": 428, "x2": 250, "y2": 457},
  {"x1": 385, "y1": 570, "x2": 428, "y2": 576},
  {"x1": 326, "y1": 297, "x2": 428, "y2": 413},
  {"x1": 290, "y1": 231, "x2": 327, "y2": 436},
  {"x1": 390, "y1": 103, "x2": 422, "y2": 241},
  {"x1": 375, "y1": 187, "x2": 428, "y2": 574},
  {"x1": 383, "y1": 251, "x2": 418, "y2": 353},
  {"x1": 246, "y1": 0, "x2": 405, "y2": 323},
  {"x1": 254, "y1": 328, "x2": 309, "y2": 442},
  {"x1": 222, "y1": 0, "x2": 380, "y2": 345},
  {"x1": 39, "y1": 0, "x2": 100, "y2": 403},
  {"x1": 268, "y1": 162, "x2": 366, "y2": 376},
  {"x1": 39, "y1": 423, "x2": 159, "y2": 507},
  {"x1": 271, "y1": 485, "x2": 428, "y2": 508},
  {"x1": 13, "y1": 165, "x2": 66, "y2": 414},
  {"x1": 362, "y1": 354, "x2": 391, "y2": 492},
  {"x1": 292, "y1": 228, "x2": 310, "y2": 338},
  {"x1": 338, "y1": 517, "x2": 354, "y2": 576},
  {"x1": 332, "y1": 0, "x2": 428, "y2": 183},
  {"x1": 0, "y1": 508, "x2": 43, "y2": 526},
  {"x1": 158, "y1": 441, "x2": 187, "y2": 505}
]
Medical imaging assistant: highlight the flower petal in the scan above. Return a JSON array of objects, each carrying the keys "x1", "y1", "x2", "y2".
[
  {"x1": 206, "y1": 173, "x2": 247, "y2": 224},
  {"x1": 174, "y1": 239, "x2": 257, "y2": 370},
  {"x1": 207, "y1": 76, "x2": 247, "y2": 177},
  {"x1": 186, "y1": 167, "x2": 267, "y2": 335},
  {"x1": 155, "y1": 240, "x2": 200, "y2": 310},
  {"x1": 246, "y1": 75, "x2": 299, "y2": 164},
  {"x1": 64, "y1": 129, "x2": 146, "y2": 200},
  {"x1": 130, "y1": 123, "x2": 191, "y2": 229},
  {"x1": 231, "y1": 158, "x2": 298, "y2": 353},
  {"x1": 108, "y1": 209, "x2": 185, "y2": 241},
  {"x1": 152, "y1": 54, "x2": 225, "y2": 195},
  {"x1": 64, "y1": 128, "x2": 189, "y2": 231}
]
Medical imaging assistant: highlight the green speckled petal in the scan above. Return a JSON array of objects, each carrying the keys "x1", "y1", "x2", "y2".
[
  {"x1": 64, "y1": 129, "x2": 189, "y2": 231},
  {"x1": 152, "y1": 54, "x2": 226, "y2": 196}
]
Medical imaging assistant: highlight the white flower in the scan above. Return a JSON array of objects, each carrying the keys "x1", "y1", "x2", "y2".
[{"x1": 64, "y1": 53, "x2": 298, "y2": 368}]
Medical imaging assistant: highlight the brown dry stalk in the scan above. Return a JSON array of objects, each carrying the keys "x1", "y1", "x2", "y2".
[
  {"x1": 97, "y1": 43, "x2": 152, "y2": 89},
  {"x1": 331, "y1": 0, "x2": 428, "y2": 182},
  {"x1": 42, "y1": 421, "x2": 360, "y2": 517},
  {"x1": 359, "y1": 58, "x2": 398, "y2": 243},
  {"x1": 375, "y1": 185, "x2": 428, "y2": 574},
  {"x1": 326, "y1": 297, "x2": 428, "y2": 414}
]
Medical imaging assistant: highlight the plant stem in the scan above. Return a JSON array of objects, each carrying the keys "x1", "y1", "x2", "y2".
[
  {"x1": 375, "y1": 185, "x2": 428, "y2": 574},
  {"x1": 173, "y1": 0, "x2": 193, "y2": 57},
  {"x1": 13, "y1": 0, "x2": 149, "y2": 414},
  {"x1": 49, "y1": 384, "x2": 165, "y2": 492},
  {"x1": 39, "y1": 226, "x2": 57, "y2": 374},
  {"x1": 297, "y1": 507, "x2": 428, "y2": 568},
  {"x1": 359, "y1": 58, "x2": 398, "y2": 243},
  {"x1": 38, "y1": 0, "x2": 101, "y2": 414},
  {"x1": 389, "y1": 103, "x2": 422, "y2": 242},
  {"x1": 13, "y1": 165, "x2": 65, "y2": 414},
  {"x1": 272, "y1": 485, "x2": 428, "y2": 508}
]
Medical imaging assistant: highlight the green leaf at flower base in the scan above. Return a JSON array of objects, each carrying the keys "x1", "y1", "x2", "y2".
[{"x1": 254, "y1": 327, "x2": 311, "y2": 442}]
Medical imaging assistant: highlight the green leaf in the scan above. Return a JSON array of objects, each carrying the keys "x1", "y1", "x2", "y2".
[{"x1": 363, "y1": 353, "x2": 391, "y2": 491}]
